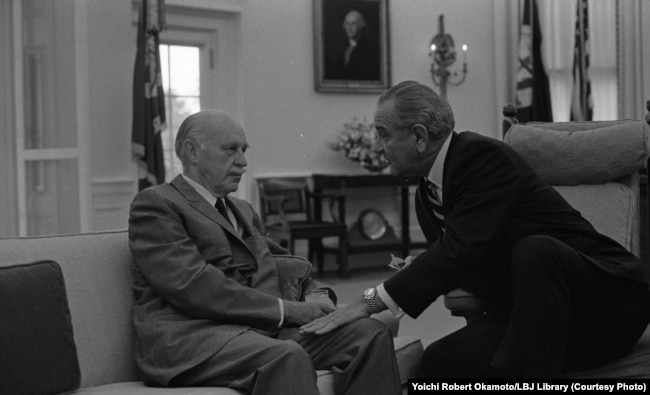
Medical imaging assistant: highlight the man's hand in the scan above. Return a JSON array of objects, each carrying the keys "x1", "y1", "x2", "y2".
[
  {"x1": 283, "y1": 299, "x2": 336, "y2": 326},
  {"x1": 299, "y1": 295, "x2": 371, "y2": 336}
]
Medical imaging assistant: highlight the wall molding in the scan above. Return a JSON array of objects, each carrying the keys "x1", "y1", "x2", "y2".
[
  {"x1": 91, "y1": 177, "x2": 137, "y2": 231},
  {"x1": 132, "y1": 0, "x2": 242, "y2": 25}
]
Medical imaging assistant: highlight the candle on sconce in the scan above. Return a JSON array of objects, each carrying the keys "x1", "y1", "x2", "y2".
[{"x1": 428, "y1": 14, "x2": 468, "y2": 99}]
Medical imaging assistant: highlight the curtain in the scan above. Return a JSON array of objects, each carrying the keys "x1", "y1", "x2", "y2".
[{"x1": 537, "y1": 0, "x2": 617, "y2": 121}]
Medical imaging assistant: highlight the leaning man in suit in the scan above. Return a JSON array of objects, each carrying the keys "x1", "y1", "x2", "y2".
[
  {"x1": 128, "y1": 110, "x2": 401, "y2": 395},
  {"x1": 301, "y1": 80, "x2": 650, "y2": 377}
]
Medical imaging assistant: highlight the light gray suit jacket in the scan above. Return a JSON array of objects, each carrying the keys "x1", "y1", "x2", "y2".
[{"x1": 128, "y1": 175, "x2": 319, "y2": 385}]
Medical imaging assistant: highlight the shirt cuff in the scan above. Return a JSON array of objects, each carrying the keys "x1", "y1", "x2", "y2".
[
  {"x1": 376, "y1": 283, "x2": 404, "y2": 319},
  {"x1": 277, "y1": 298, "x2": 285, "y2": 328}
]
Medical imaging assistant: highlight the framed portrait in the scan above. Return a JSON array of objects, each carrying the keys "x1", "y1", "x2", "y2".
[{"x1": 313, "y1": 0, "x2": 390, "y2": 93}]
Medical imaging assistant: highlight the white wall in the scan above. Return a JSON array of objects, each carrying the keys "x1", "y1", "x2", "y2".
[
  {"x1": 84, "y1": 0, "x2": 507, "y2": 231},
  {"x1": 240, "y1": 0, "x2": 501, "y2": 181},
  {"x1": 87, "y1": 0, "x2": 137, "y2": 231},
  {"x1": 6, "y1": 0, "x2": 646, "y2": 241}
]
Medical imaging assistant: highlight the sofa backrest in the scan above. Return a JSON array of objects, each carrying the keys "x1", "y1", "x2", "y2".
[{"x1": 0, "y1": 229, "x2": 137, "y2": 388}]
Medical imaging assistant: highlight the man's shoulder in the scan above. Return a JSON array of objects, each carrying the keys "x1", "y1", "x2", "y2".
[
  {"x1": 134, "y1": 182, "x2": 175, "y2": 199},
  {"x1": 458, "y1": 131, "x2": 502, "y2": 145},
  {"x1": 130, "y1": 183, "x2": 183, "y2": 212},
  {"x1": 452, "y1": 131, "x2": 502, "y2": 154},
  {"x1": 450, "y1": 131, "x2": 522, "y2": 167},
  {"x1": 454, "y1": 131, "x2": 531, "y2": 173}
]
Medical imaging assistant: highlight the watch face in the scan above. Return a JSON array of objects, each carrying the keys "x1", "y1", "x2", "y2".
[{"x1": 358, "y1": 209, "x2": 387, "y2": 240}]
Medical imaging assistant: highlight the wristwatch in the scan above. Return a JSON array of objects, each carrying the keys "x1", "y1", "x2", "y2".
[{"x1": 363, "y1": 287, "x2": 383, "y2": 314}]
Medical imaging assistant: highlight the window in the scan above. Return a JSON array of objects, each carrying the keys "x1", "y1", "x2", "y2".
[
  {"x1": 159, "y1": 44, "x2": 202, "y2": 181},
  {"x1": 539, "y1": 0, "x2": 618, "y2": 121},
  {"x1": 156, "y1": 8, "x2": 240, "y2": 191}
]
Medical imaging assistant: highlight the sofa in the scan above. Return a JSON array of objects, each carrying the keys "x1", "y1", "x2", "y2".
[{"x1": 0, "y1": 229, "x2": 423, "y2": 395}]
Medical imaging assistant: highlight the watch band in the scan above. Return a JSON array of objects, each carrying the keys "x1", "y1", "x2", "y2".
[{"x1": 364, "y1": 288, "x2": 382, "y2": 314}]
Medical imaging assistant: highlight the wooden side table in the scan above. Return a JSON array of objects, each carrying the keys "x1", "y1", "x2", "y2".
[{"x1": 312, "y1": 173, "x2": 428, "y2": 276}]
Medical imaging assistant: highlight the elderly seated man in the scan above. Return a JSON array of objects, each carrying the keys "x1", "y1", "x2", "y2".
[{"x1": 127, "y1": 109, "x2": 402, "y2": 395}]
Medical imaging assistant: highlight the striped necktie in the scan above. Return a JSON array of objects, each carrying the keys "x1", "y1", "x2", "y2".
[
  {"x1": 215, "y1": 198, "x2": 233, "y2": 227},
  {"x1": 425, "y1": 181, "x2": 445, "y2": 228}
]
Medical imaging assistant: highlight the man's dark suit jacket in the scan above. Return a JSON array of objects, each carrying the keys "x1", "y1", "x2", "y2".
[{"x1": 384, "y1": 131, "x2": 649, "y2": 318}]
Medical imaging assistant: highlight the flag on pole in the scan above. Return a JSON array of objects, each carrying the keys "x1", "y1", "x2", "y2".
[
  {"x1": 132, "y1": 0, "x2": 166, "y2": 191},
  {"x1": 514, "y1": 0, "x2": 553, "y2": 124},
  {"x1": 570, "y1": 0, "x2": 593, "y2": 121}
]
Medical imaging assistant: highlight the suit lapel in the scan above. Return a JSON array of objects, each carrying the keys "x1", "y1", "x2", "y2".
[
  {"x1": 171, "y1": 176, "x2": 251, "y2": 247},
  {"x1": 416, "y1": 133, "x2": 460, "y2": 241}
]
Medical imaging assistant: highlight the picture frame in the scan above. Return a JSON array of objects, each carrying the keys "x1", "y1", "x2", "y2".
[{"x1": 313, "y1": 0, "x2": 390, "y2": 93}]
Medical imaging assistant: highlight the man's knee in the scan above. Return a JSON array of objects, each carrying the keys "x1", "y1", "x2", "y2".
[
  {"x1": 421, "y1": 337, "x2": 464, "y2": 378},
  {"x1": 273, "y1": 340, "x2": 314, "y2": 368},
  {"x1": 511, "y1": 235, "x2": 571, "y2": 275},
  {"x1": 421, "y1": 321, "x2": 509, "y2": 378},
  {"x1": 348, "y1": 317, "x2": 393, "y2": 342}
]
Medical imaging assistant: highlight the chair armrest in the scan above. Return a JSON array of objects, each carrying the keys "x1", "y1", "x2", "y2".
[{"x1": 274, "y1": 254, "x2": 313, "y2": 301}]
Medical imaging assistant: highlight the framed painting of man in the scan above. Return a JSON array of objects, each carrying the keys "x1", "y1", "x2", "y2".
[{"x1": 313, "y1": 0, "x2": 390, "y2": 93}]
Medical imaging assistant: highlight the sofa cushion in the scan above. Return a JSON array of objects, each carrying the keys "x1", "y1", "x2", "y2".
[
  {"x1": 0, "y1": 230, "x2": 139, "y2": 388},
  {"x1": 0, "y1": 260, "x2": 80, "y2": 395},
  {"x1": 555, "y1": 183, "x2": 635, "y2": 251},
  {"x1": 69, "y1": 371, "x2": 334, "y2": 394},
  {"x1": 69, "y1": 381, "x2": 241, "y2": 394},
  {"x1": 393, "y1": 336, "x2": 424, "y2": 384},
  {"x1": 505, "y1": 120, "x2": 650, "y2": 185}
]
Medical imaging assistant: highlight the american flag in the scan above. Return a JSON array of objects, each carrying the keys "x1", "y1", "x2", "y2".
[
  {"x1": 132, "y1": 0, "x2": 167, "y2": 191},
  {"x1": 514, "y1": 0, "x2": 553, "y2": 124},
  {"x1": 570, "y1": 0, "x2": 593, "y2": 121}
]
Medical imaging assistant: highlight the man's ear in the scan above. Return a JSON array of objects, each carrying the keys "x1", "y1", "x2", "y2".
[
  {"x1": 411, "y1": 124, "x2": 429, "y2": 154},
  {"x1": 183, "y1": 139, "x2": 200, "y2": 164}
]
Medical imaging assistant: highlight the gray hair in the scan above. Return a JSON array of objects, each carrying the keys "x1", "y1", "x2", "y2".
[{"x1": 377, "y1": 80, "x2": 455, "y2": 139}]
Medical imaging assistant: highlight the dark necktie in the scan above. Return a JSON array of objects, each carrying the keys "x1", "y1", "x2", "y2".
[
  {"x1": 215, "y1": 198, "x2": 233, "y2": 227},
  {"x1": 425, "y1": 181, "x2": 445, "y2": 228}
]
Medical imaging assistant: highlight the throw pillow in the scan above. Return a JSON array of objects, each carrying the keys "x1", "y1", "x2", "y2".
[{"x1": 0, "y1": 260, "x2": 80, "y2": 395}]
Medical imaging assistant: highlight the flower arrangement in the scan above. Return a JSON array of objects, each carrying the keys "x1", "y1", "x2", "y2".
[{"x1": 329, "y1": 117, "x2": 388, "y2": 171}]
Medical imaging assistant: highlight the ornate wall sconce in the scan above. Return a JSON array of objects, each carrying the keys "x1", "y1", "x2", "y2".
[{"x1": 429, "y1": 14, "x2": 468, "y2": 99}]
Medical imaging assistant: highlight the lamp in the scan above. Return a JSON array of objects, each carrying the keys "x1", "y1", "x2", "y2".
[{"x1": 429, "y1": 14, "x2": 468, "y2": 99}]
